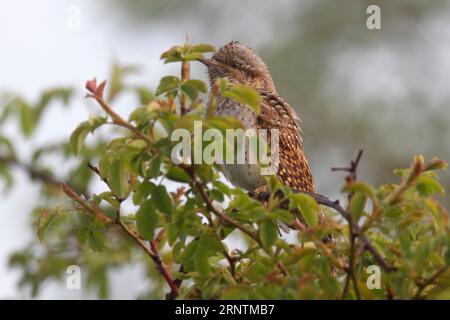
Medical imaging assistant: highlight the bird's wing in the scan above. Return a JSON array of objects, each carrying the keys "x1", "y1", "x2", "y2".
[{"x1": 256, "y1": 92, "x2": 315, "y2": 192}]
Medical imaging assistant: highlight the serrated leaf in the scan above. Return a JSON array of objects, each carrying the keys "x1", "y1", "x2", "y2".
[
  {"x1": 194, "y1": 246, "x2": 211, "y2": 277},
  {"x1": 417, "y1": 176, "x2": 445, "y2": 196},
  {"x1": 272, "y1": 209, "x2": 293, "y2": 224},
  {"x1": 213, "y1": 181, "x2": 231, "y2": 197},
  {"x1": 69, "y1": 117, "x2": 106, "y2": 154},
  {"x1": 259, "y1": 220, "x2": 278, "y2": 248},
  {"x1": 156, "y1": 76, "x2": 180, "y2": 96},
  {"x1": 245, "y1": 261, "x2": 271, "y2": 282},
  {"x1": 108, "y1": 159, "x2": 129, "y2": 199},
  {"x1": 160, "y1": 45, "x2": 183, "y2": 63},
  {"x1": 166, "y1": 166, "x2": 191, "y2": 183},
  {"x1": 147, "y1": 154, "x2": 162, "y2": 179},
  {"x1": 180, "y1": 82, "x2": 199, "y2": 101},
  {"x1": 223, "y1": 84, "x2": 261, "y2": 113},
  {"x1": 78, "y1": 218, "x2": 106, "y2": 252},
  {"x1": 190, "y1": 43, "x2": 215, "y2": 53},
  {"x1": 35, "y1": 210, "x2": 59, "y2": 242},
  {"x1": 198, "y1": 236, "x2": 223, "y2": 254},
  {"x1": 289, "y1": 193, "x2": 319, "y2": 227},
  {"x1": 180, "y1": 79, "x2": 207, "y2": 100},
  {"x1": 349, "y1": 192, "x2": 367, "y2": 220},
  {"x1": 136, "y1": 200, "x2": 158, "y2": 240},
  {"x1": 132, "y1": 181, "x2": 155, "y2": 205},
  {"x1": 185, "y1": 79, "x2": 207, "y2": 93},
  {"x1": 69, "y1": 123, "x2": 91, "y2": 155},
  {"x1": 152, "y1": 185, "x2": 172, "y2": 216},
  {"x1": 343, "y1": 182, "x2": 375, "y2": 198},
  {"x1": 182, "y1": 52, "x2": 204, "y2": 61}
]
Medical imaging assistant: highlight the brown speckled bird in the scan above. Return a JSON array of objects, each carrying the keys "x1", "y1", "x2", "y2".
[
  {"x1": 199, "y1": 42, "x2": 344, "y2": 269},
  {"x1": 199, "y1": 41, "x2": 315, "y2": 195}
]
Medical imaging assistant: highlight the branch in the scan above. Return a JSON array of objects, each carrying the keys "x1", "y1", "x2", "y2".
[
  {"x1": 83, "y1": 164, "x2": 180, "y2": 299},
  {"x1": 117, "y1": 218, "x2": 180, "y2": 299},
  {"x1": 331, "y1": 149, "x2": 364, "y2": 183},
  {"x1": 332, "y1": 150, "x2": 364, "y2": 299},
  {"x1": 0, "y1": 155, "x2": 85, "y2": 195},
  {"x1": 413, "y1": 266, "x2": 447, "y2": 300},
  {"x1": 180, "y1": 60, "x2": 190, "y2": 115},
  {"x1": 85, "y1": 79, "x2": 152, "y2": 147},
  {"x1": 257, "y1": 190, "x2": 396, "y2": 272},
  {"x1": 183, "y1": 165, "x2": 261, "y2": 245}
]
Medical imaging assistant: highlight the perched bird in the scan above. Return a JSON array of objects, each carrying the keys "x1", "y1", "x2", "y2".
[
  {"x1": 199, "y1": 42, "x2": 315, "y2": 203},
  {"x1": 198, "y1": 41, "x2": 344, "y2": 270}
]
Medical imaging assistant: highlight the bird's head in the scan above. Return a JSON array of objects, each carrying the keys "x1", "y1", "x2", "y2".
[{"x1": 198, "y1": 41, "x2": 276, "y2": 93}]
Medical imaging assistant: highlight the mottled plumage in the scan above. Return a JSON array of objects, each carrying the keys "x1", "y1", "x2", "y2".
[{"x1": 200, "y1": 41, "x2": 314, "y2": 193}]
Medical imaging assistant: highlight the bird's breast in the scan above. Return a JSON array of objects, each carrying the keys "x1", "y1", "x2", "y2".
[{"x1": 209, "y1": 98, "x2": 266, "y2": 191}]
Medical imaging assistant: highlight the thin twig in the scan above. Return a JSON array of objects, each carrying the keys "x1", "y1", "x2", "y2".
[
  {"x1": 184, "y1": 167, "x2": 261, "y2": 245},
  {"x1": 332, "y1": 150, "x2": 364, "y2": 299},
  {"x1": 331, "y1": 149, "x2": 364, "y2": 182},
  {"x1": 0, "y1": 155, "x2": 85, "y2": 195},
  {"x1": 61, "y1": 183, "x2": 113, "y2": 223},
  {"x1": 94, "y1": 95, "x2": 152, "y2": 146},
  {"x1": 86, "y1": 164, "x2": 180, "y2": 299},
  {"x1": 259, "y1": 190, "x2": 396, "y2": 273},
  {"x1": 180, "y1": 60, "x2": 190, "y2": 115},
  {"x1": 117, "y1": 218, "x2": 180, "y2": 299},
  {"x1": 413, "y1": 266, "x2": 447, "y2": 300}
]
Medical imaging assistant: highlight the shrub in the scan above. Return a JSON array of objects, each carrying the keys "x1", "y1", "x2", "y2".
[{"x1": 2, "y1": 42, "x2": 449, "y2": 299}]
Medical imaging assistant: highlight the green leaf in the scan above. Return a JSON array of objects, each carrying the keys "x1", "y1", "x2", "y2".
[
  {"x1": 35, "y1": 209, "x2": 60, "y2": 242},
  {"x1": 343, "y1": 182, "x2": 376, "y2": 198},
  {"x1": 132, "y1": 181, "x2": 155, "y2": 205},
  {"x1": 69, "y1": 123, "x2": 91, "y2": 155},
  {"x1": 156, "y1": 76, "x2": 180, "y2": 96},
  {"x1": 198, "y1": 236, "x2": 223, "y2": 254},
  {"x1": 160, "y1": 45, "x2": 183, "y2": 63},
  {"x1": 182, "y1": 52, "x2": 203, "y2": 61},
  {"x1": 194, "y1": 246, "x2": 211, "y2": 277},
  {"x1": 289, "y1": 193, "x2": 319, "y2": 227},
  {"x1": 185, "y1": 79, "x2": 207, "y2": 93},
  {"x1": 69, "y1": 117, "x2": 106, "y2": 154},
  {"x1": 223, "y1": 84, "x2": 261, "y2": 113},
  {"x1": 180, "y1": 82, "x2": 199, "y2": 101},
  {"x1": 271, "y1": 209, "x2": 293, "y2": 224},
  {"x1": 78, "y1": 218, "x2": 106, "y2": 252},
  {"x1": 213, "y1": 181, "x2": 231, "y2": 197},
  {"x1": 152, "y1": 185, "x2": 173, "y2": 216},
  {"x1": 135, "y1": 86, "x2": 154, "y2": 105},
  {"x1": 349, "y1": 192, "x2": 367, "y2": 220},
  {"x1": 259, "y1": 220, "x2": 278, "y2": 248},
  {"x1": 19, "y1": 102, "x2": 36, "y2": 137},
  {"x1": 417, "y1": 176, "x2": 445, "y2": 196},
  {"x1": 108, "y1": 159, "x2": 129, "y2": 199},
  {"x1": 147, "y1": 154, "x2": 162, "y2": 179},
  {"x1": 190, "y1": 43, "x2": 215, "y2": 53},
  {"x1": 180, "y1": 79, "x2": 207, "y2": 101},
  {"x1": 136, "y1": 200, "x2": 158, "y2": 240},
  {"x1": 245, "y1": 261, "x2": 272, "y2": 282},
  {"x1": 166, "y1": 166, "x2": 191, "y2": 183}
]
